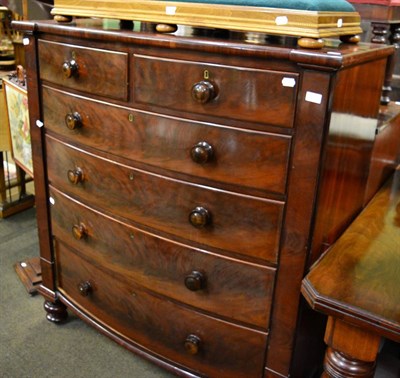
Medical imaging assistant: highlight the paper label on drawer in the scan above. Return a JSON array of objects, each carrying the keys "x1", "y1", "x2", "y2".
[
  {"x1": 166, "y1": 6, "x2": 176, "y2": 15},
  {"x1": 22, "y1": 38, "x2": 30, "y2": 46},
  {"x1": 36, "y1": 120, "x2": 44, "y2": 128},
  {"x1": 275, "y1": 16, "x2": 288, "y2": 26},
  {"x1": 305, "y1": 91, "x2": 323, "y2": 104},
  {"x1": 282, "y1": 77, "x2": 296, "y2": 88}
]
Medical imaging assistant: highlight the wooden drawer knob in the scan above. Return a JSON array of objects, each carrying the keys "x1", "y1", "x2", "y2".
[
  {"x1": 78, "y1": 281, "x2": 92, "y2": 296},
  {"x1": 67, "y1": 168, "x2": 84, "y2": 185},
  {"x1": 184, "y1": 334, "x2": 201, "y2": 355},
  {"x1": 62, "y1": 59, "x2": 78, "y2": 78},
  {"x1": 191, "y1": 81, "x2": 216, "y2": 104},
  {"x1": 184, "y1": 271, "x2": 206, "y2": 291},
  {"x1": 65, "y1": 112, "x2": 82, "y2": 130},
  {"x1": 189, "y1": 207, "x2": 210, "y2": 228},
  {"x1": 72, "y1": 222, "x2": 88, "y2": 240},
  {"x1": 190, "y1": 141, "x2": 213, "y2": 164}
]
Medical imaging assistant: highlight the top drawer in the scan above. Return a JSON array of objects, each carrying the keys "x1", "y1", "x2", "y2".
[
  {"x1": 38, "y1": 40, "x2": 129, "y2": 101},
  {"x1": 134, "y1": 54, "x2": 298, "y2": 128}
]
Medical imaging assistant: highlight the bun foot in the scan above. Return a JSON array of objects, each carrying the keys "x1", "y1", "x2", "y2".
[
  {"x1": 54, "y1": 15, "x2": 73, "y2": 23},
  {"x1": 44, "y1": 300, "x2": 68, "y2": 323},
  {"x1": 155, "y1": 24, "x2": 178, "y2": 33},
  {"x1": 340, "y1": 34, "x2": 361, "y2": 44},
  {"x1": 298, "y1": 37, "x2": 325, "y2": 49}
]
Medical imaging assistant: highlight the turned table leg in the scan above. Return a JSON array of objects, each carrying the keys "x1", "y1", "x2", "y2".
[
  {"x1": 371, "y1": 21, "x2": 397, "y2": 105},
  {"x1": 322, "y1": 317, "x2": 381, "y2": 378}
]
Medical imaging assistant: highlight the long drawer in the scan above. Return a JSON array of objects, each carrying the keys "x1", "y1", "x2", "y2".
[
  {"x1": 38, "y1": 39, "x2": 129, "y2": 101},
  {"x1": 49, "y1": 187, "x2": 276, "y2": 329},
  {"x1": 42, "y1": 85, "x2": 291, "y2": 196},
  {"x1": 56, "y1": 242, "x2": 268, "y2": 378},
  {"x1": 133, "y1": 54, "x2": 298, "y2": 128},
  {"x1": 46, "y1": 136, "x2": 284, "y2": 264}
]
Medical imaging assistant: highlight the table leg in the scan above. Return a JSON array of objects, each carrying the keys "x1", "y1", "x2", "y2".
[
  {"x1": 322, "y1": 317, "x2": 382, "y2": 378},
  {"x1": 371, "y1": 22, "x2": 397, "y2": 105}
]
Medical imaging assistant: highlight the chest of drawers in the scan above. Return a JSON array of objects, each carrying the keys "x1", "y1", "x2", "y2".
[{"x1": 15, "y1": 19, "x2": 394, "y2": 378}]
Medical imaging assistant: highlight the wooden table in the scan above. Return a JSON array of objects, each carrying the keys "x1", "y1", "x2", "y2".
[{"x1": 302, "y1": 168, "x2": 400, "y2": 377}]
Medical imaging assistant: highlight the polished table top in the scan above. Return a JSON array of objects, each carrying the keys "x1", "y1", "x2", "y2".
[{"x1": 302, "y1": 167, "x2": 400, "y2": 342}]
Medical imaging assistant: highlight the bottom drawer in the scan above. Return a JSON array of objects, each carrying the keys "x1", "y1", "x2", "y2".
[{"x1": 56, "y1": 243, "x2": 268, "y2": 378}]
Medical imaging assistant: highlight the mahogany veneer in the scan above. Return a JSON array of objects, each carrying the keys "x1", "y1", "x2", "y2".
[
  {"x1": 302, "y1": 168, "x2": 400, "y2": 377},
  {"x1": 14, "y1": 18, "x2": 395, "y2": 377}
]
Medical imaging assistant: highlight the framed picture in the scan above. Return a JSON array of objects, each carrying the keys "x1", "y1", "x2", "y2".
[{"x1": 3, "y1": 76, "x2": 33, "y2": 177}]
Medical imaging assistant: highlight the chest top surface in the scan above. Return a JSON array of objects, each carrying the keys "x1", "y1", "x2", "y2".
[{"x1": 13, "y1": 18, "x2": 393, "y2": 70}]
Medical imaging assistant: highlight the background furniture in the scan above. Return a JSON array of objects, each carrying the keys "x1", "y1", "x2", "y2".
[
  {"x1": 0, "y1": 6, "x2": 34, "y2": 219},
  {"x1": 302, "y1": 168, "x2": 400, "y2": 378},
  {"x1": 350, "y1": 0, "x2": 400, "y2": 101},
  {"x1": 365, "y1": 101, "x2": 400, "y2": 202},
  {"x1": 1, "y1": 1, "x2": 55, "y2": 293},
  {"x1": 15, "y1": 18, "x2": 394, "y2": 377}
]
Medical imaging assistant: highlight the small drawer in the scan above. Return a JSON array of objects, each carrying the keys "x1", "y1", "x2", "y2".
[
  {"x1": 42, "y1": 86, "x2": 291, "y2": 196},
  {"x1": 56, "y1": 243, "x2": 268, "y2": 378},
  {"x1": 38, "y1": 39, "x2": 128, "y2": 100},
  {"x1": 46, "y1": 136, "x2": 284, "y2": 264},
  {"x1": 134, "y1": 54, "x2": 298, "y2": 128},
  {"x1": 50, "y1": 187, "x2": 276, "y2": 329}
]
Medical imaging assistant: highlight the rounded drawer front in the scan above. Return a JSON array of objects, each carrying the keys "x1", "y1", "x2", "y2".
[
  {"x1": 49, "y1": 187, "x2": 276, "y2": 329},
  {"x1": 133, "y1": 54, "x2": 298, "y2": 128},
  {"x1": 46, "y1": 136, "x2": 284, "y2": 264},
  {"x1": 42, "y1": 86, "x2": 291, "y2": 196},
  {"x1": 56, "y1": 243, "x2": 268, "y2": 378},
  {"x1": 38, "y1": 40, "x2": 129, "y2": 101}
]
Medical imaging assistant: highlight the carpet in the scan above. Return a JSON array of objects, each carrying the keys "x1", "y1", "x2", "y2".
[{"x1": 0, "y1": 207, "x2": 174, "y2": 378}]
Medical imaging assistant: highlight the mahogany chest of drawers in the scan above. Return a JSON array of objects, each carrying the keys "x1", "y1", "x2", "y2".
[{"x1": 14, "y1": 19, "x2": 394, "y2": 378}]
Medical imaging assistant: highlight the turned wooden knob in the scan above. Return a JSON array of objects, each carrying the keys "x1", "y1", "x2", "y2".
[
  {"x1": 62, "y1": 60, "x2": 78, "y2": 78},
  {"x1": 78, "y1": 281, "x2": 92, "y2": 296},
  {"x1": 184, "y1": 271, "x2": 206, "y2": 291},
  {"x1": 65, "y1": 112, "x2": 82, "y2": 130},
  {"x1": 189, "y1": 207, "x2": 210, "y2": 228},
  {"x1": 72, "y1": 222, "x2": 88, "y2": 240},
  {"x1": 67, "y1": 168, "x2": 84, "y2": 185},
  {"x1": 190, "y1": 141, "x2": 213, "y2": 164},
  {"x1": 191, "y1": 81, "x2": 216, "y2": 104},
  {"x1": 184, "y1": 334, "x2": 201, "y2": 355}
]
